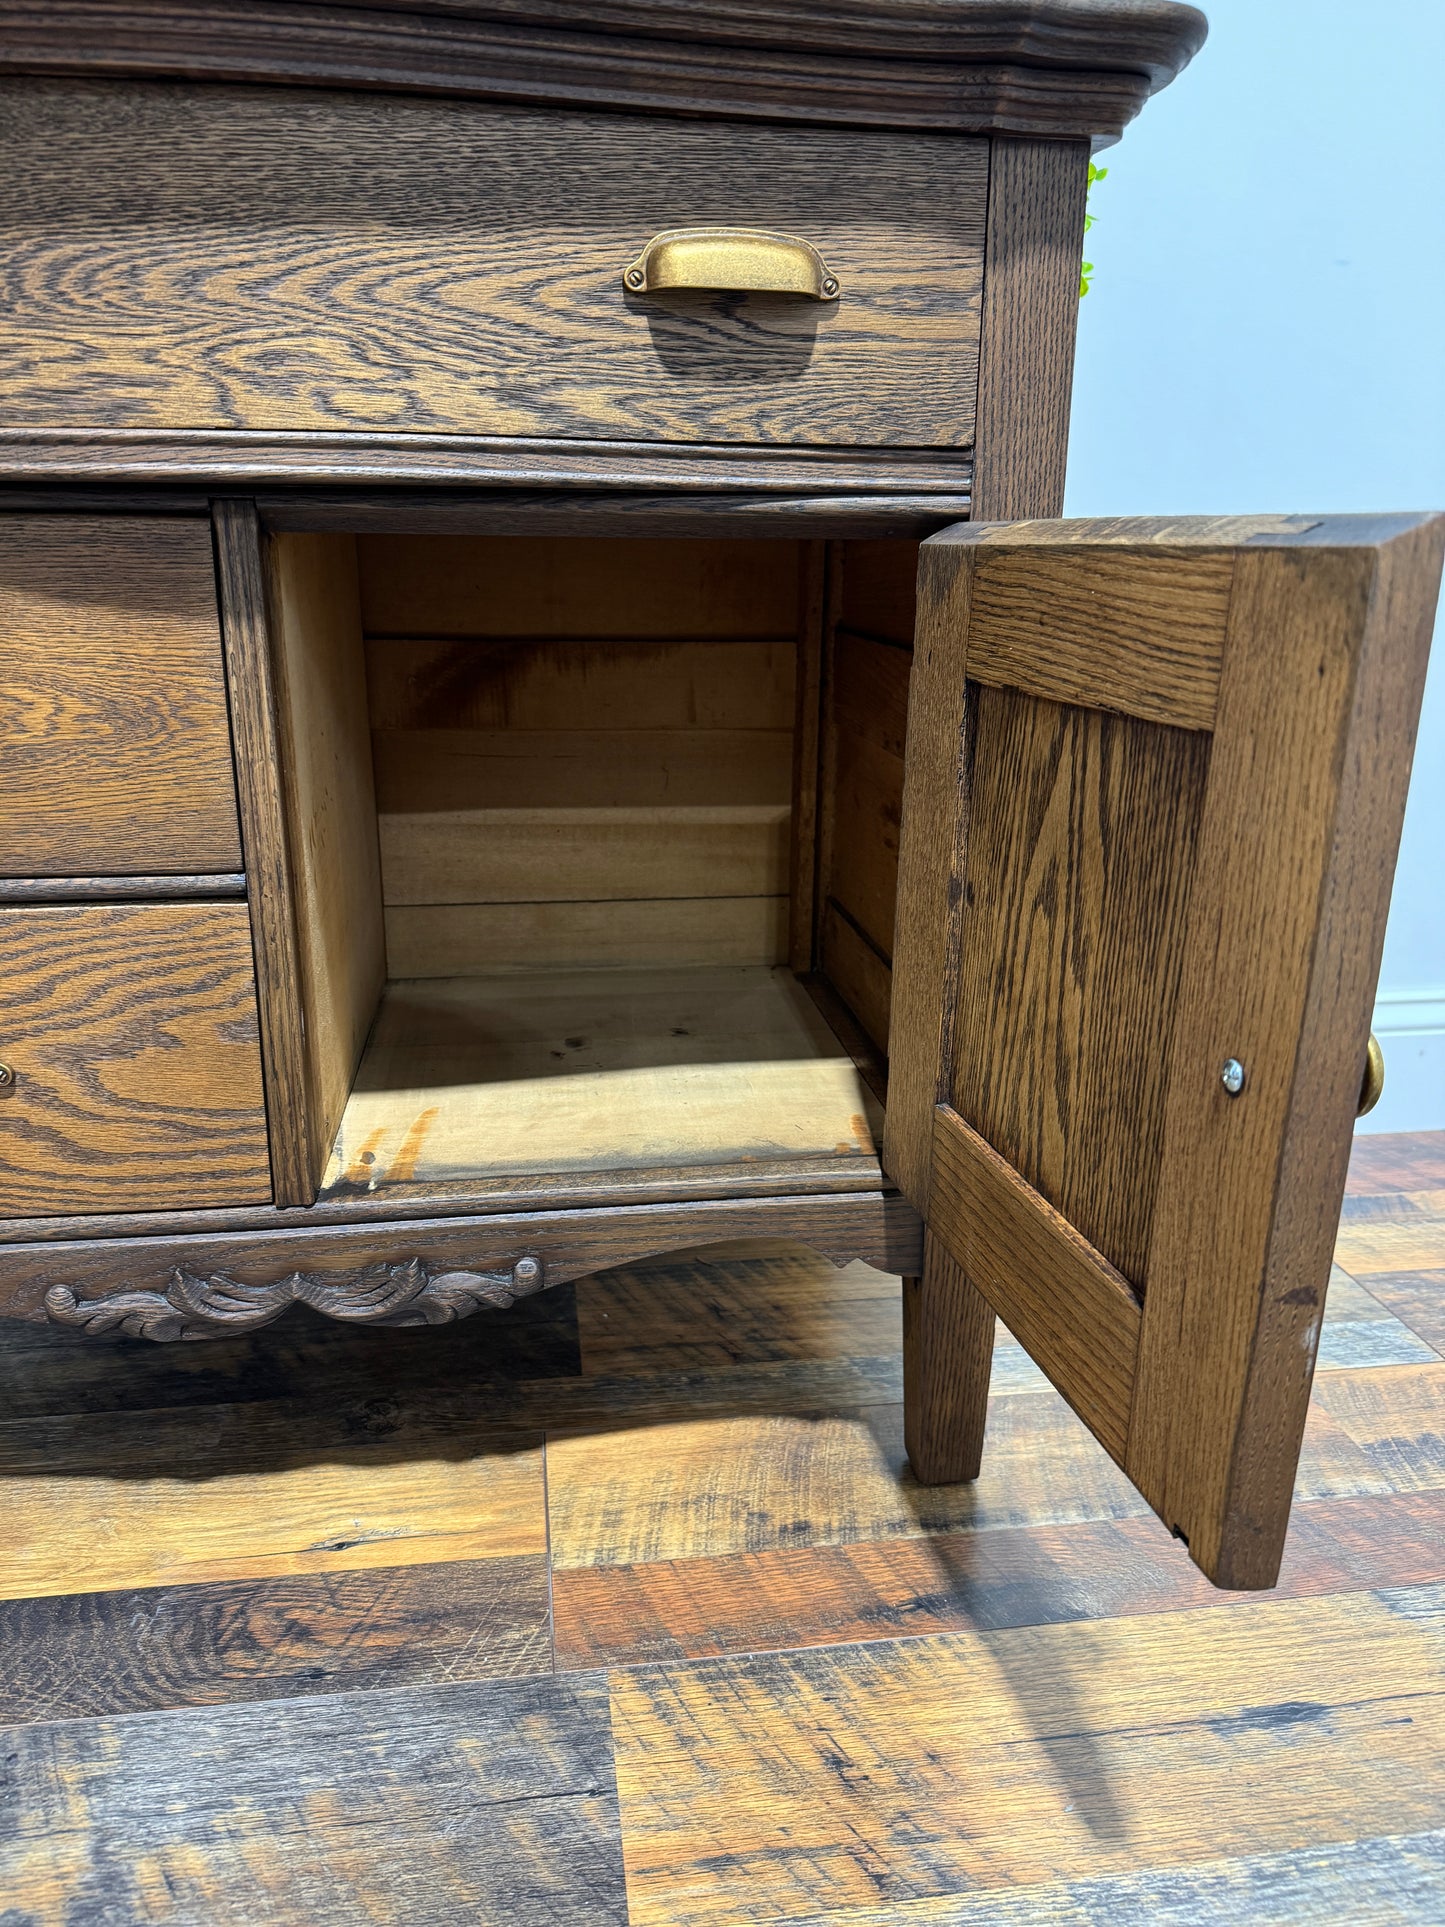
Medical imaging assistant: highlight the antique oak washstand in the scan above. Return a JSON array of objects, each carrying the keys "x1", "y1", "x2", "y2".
[{"x1": 0, "y1": 1, "x2": 1440, "y2": 1590}]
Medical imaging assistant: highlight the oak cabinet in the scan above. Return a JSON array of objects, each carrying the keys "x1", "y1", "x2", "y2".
[{"x1": 1, "y1": 0, "x2": 1439, "y2": 1591}]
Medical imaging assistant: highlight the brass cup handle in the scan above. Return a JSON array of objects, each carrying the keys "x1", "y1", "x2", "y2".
[
  {"x1": 1357, "y1": 1033, "x2": 1385, "y2": 1118},
  {"x1": 623, "y1": 227, "x2": 840, "y2": 301}
]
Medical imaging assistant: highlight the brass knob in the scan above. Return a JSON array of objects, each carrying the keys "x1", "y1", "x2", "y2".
[
  {"x1": 0, "y1": 1062, "x2": 14, "y2": 1089},
  {"x1": 1357, "y1": 1033, "x2": 1385, "y2": 1118}
]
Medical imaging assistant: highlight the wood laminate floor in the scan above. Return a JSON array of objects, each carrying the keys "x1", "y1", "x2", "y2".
[{"x1": 2, "y1": 1132, "x2": 1444, "y2": 1923}]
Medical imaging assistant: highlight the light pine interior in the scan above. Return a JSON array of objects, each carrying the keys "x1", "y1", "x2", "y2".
[{"x1": 267, "y1": 531, "x2": 917, "y2": 1201}]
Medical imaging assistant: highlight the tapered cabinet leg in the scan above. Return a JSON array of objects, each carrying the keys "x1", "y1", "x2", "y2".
[{"x1": 903, "y1": 1231, "x2": 995, "y2": 1484}]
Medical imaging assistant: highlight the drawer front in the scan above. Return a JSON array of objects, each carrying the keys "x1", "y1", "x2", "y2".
[
  {"x1": 0, "y1": 903, "x2": 271, "y2": 1214},
  {"x1": 0, "y1": 78, "x2": 987, "y2": 452},
  {"x1": 0, "y1": 516, "x2": 242, "y2": 877}
]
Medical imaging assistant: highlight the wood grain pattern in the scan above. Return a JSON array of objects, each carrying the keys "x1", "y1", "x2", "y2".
[
  {"x1": 553, "y1": 1487, "x2": 1445, "y2": 1671},
  {"x1": 820, "y1": 901, "x2": 893, "y2": 1054},
  {"x1": 950, "y1": 684, "x2": 1209, "y2": 1284},
  {"x1": 0, "y1": 1403, "x2": 546, "y2": 1600},
  {"x1": 826, "y1": 730, "x2": 905, "y2": 958},
  {"x1": 0, "y1": 1555, "x2": 553, "y2": 1722},
  {"x1": 0, "y1": 1189, "x2": 923, "y2": 1326},
  {"x1": 833, "y1": 627, "x2": 913, "y2": 758},
  {"x1": 902, "y1": 1231, "x2": 994, "y2": 1484},
  {"x1": 1355, "y1": 1269, "x2": 1445, "y2": 1355},
  {"x1": 386, "y1": 894, "x2": 789, "y2": 976},
  {"x1": 0, "y1": 873, "x2": 245, "y2": 902},
  {"x1": 374, "y1": 727, "x2": 793, "y2": 813},
  {"x1": 359, "y1": 535, "x2": 804, "y2": 641},
  {"x1": 1129, "y1": 517, "x2": 1445, "y2": 1588},
  {"x1": 965, "y1": 544, "x2": 1234, "y2": 728},
  {"x1": 838, "y1": 538, "x2": 922, "y2": 648},
  {"x1": 367, "y1": 638, "x2": 797, "y2": 734},
  {"x1": 211, "y1": 498, "x2": 312, "y2": 1207},
  {"x1": 2, "y1": 428, "x2": 978, "y2": 494},
  {"x1": 0, "y1": 513, "x2": 241, "y2": 874},
  {"x1": 0, "y1": 1671, "x2": 628, "y2": 1926},
  {"x1": 882, "y1": 540, "x2": 974, "y2": 1210},
  {"x1": 0, "y1": 1, "x2": 1208, "y2": 139},
  {"x1": 266, "y1": 490, "x2": 977, "y2": 541},
  {"x1": 0, "y1": 80, "x2": 987, "y2": 449},
  {"x1": 379, "y1": 804, "x2": 790, "y2": 910},
  {"x1": 610, "y1": 1588, "x2": 1445, "y2": 1925},
  {"x1": 267, "y1": 531, "x2": 386, "y2": 1190},
  {"x1": 970, "y1": 138, "x2": 1090, "y2": 521},
  {"x1": 0, "y1": 903, "x2": 270, "y2": 1214},
  {"x1": 323, "y1": 966, "x2": 882, "y2": 1192},
  {"x1": 363, "y1": 536, "x2": 804, "y2": 975},
  {"x1": 789, "y1": 543, "x2": 828, "y2": 972},
  {"x1": 929, "y1": 1106, "x2": 1141, "y2": 1463}
]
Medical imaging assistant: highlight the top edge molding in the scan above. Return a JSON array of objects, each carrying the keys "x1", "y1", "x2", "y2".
[{"x1": 0, "y1": 1, "x2": 1208, "y2": 138}]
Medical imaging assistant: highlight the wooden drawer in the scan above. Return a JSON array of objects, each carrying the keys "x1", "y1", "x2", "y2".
[
  {"x1": 0, "y1": 78, "x2": 987, "y2": 452},
  {"x1": 0, "y1": 903, "x2": 271, "y2": 1214},
  {"x1": 0, "y1": 516, "x2": 242, "y2": 877}
]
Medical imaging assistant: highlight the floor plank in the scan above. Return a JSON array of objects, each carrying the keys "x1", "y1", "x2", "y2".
[
  {"x1": 1353, "y1": 1268, "x2": 1445, "y2": 1355},
  {"x1": 0, "y1": 1672, "x2": 627, "y2": 1926},
  {"x1": 610, "y1": 1587, "x2": 1445, "y2": 1925},
  {"x1": 546, "y1": 1391, "x2": 1151, "y2": 1574},
  {"x1": 0, "y1": 1398, "x2": 545, "y2": 1600},
  {"x1": 553, "y1": 1489, "x2": 1445, "y2": 1671},
  {"x1": 1346, "y1": 1131, "x2": 1445, "y2": 1196},
  {"x1": 775, "y1": 1827, "x2": 1445, "y2": 1923},
  {"x1": 0, "y1": 1555, "x2": 552, "y2": 1724}
]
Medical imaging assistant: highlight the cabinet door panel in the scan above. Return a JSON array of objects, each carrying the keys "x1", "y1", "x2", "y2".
[
  {"x1": 0, "y1": 903, "x2": 271, "y2": 1214},
  {"x1": 887, "y1": 513, "x2": 1445, "y2": 1588}
]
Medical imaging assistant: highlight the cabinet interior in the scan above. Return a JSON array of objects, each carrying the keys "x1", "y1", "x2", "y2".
[{"x1": 266, "y1": 529, "x2": 918, "y2": 1204}]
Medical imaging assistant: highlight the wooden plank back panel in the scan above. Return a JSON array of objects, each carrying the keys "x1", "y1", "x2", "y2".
[
  {"x1": 890, "y1": 513, "x2": 1445, "y2": 1589},
  {"x1": 0, "y1": 80, "x2": 986, "y2": 450},
  {"x1": 367, "y1": 639, "x2": 797, "y2": 733},
  {"x1": 0, "y1": 515, "x2": 241, "y2": 876},
  {"x1": 372, "y1": 730, "x2": 794, "y2": 814},
  {"x1": 0, "y1": 903, "x2": 271, "y2": 1214},
  {"x1": 358, "y1": 539, "x2": 804, "y2": 641},
  {"x1": 386, "y1": 898, "x2": 788, "y2": 977},
  {"x1": 949, "y1": 685, "x2": 1210, "y2": 1285},
  {"x1": 365, "y1": 537, "x2": 805, "y2": 976}
]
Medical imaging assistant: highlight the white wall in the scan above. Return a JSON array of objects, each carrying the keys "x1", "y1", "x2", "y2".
[{"x1": 1062, "y1": 0, "x2": 1445, "y2": 1131}]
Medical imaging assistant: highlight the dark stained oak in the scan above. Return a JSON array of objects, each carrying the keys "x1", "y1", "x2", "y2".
[
  {"x1": 970, "y1": 137, "x2": 1090, "y2": 520},
  {"x1": 901, "y1": 1232, "x2": 994, "y2": 1483},
  {"x1": 0, "y1": 903, "x2": 271, "y2": 1215},
  {"x1": 0, "y1": 1189, "x2": 924, "y2": 1326},
  {"x1": 889, "y1": 514, "x2": 1445, "y2": 1589},
  {"x1": 0, "y1": 514, "x2": 242, "y2": 875},
  {"x1": 0, "y1": 874, "x2": 246, "y2": 903},
  {"x1": 0, "y1": 79, "x2": 987, "y2": 452},
  {"x1": 0, "y1": 1, "x2": 1208, "y2": 139}
]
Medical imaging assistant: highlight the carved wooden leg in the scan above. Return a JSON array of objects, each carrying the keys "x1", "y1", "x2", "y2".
[{"x1": 902, "y1": 1230, "x2": 994, "y2": 1484}]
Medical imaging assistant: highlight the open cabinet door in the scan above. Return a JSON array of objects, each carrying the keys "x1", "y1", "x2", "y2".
[{"x1": 886, "y1": 514, "x2": 1445, "y2": 1589}]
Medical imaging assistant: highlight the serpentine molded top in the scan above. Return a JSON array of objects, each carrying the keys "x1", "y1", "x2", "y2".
[{"x1": 0, "y1": 0, "x2": 1207, "y2": 139}]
